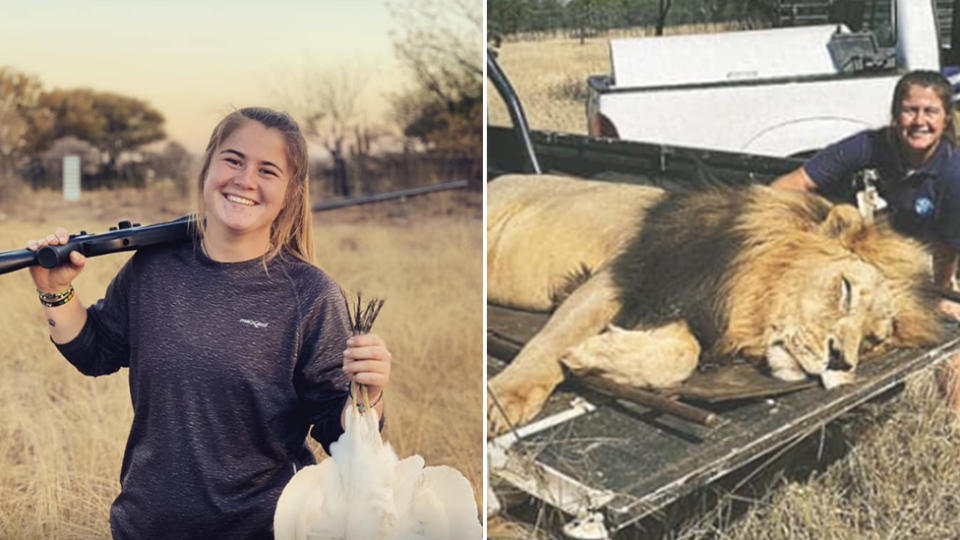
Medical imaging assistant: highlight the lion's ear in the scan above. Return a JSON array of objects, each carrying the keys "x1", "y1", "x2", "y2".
[{"x1": 820, "y1": 205, "x2": 866, "y2": 247}]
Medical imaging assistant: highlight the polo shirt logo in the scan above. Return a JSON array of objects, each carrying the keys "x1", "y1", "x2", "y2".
[
  {"x1": 914, "y1": 196, "x2": 935, "y2": 217},
  {"x1": 239, "y1": 319, "x2": 269, "y2": 329}
]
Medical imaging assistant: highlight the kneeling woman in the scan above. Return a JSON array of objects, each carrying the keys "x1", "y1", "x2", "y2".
[
  {"x1": 772, "y1": 71, "x2": 960, "y2": 410},
  {"x1": 772, "y1": 70, "x2": 960, "y2": 320},
  {"x1": 25, "y1": 107, "x2": 391, "y2": 538}
]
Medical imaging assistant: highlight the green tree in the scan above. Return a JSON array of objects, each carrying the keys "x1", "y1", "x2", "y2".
[
  {"x1": 655, "y1": 0, "x2": 673, "y2": 35},
  {"x1": 566, "y1": 0, "x2": 626, "y2": 43},
  {"x1": 39, "y1": 89, "x2": 165, "y2": 183},
  {"x1": 488, "y1": 0, "x2": 535, "y2": 36},
  {"x1": 147, "y1": 140, "x2": 194, "y2": 194},
  {"x1": 0, "y1": 67, "x2": 54, "y2": 175}
]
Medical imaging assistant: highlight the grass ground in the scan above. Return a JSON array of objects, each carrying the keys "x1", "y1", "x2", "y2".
[
  {"x1": 488, "y1": 37, "x2": 608, "y2": 136},
  {"x1": 0, "y1": 184, "x2": 482, "y2": 538},
  {"x1": 683, "y1": 372, "x2": 960, "y2": 540}
]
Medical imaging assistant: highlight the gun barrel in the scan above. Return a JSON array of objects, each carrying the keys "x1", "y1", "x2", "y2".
[
  {"x1": 0, "y1": 216, "x2": 194, "y2": 276},
  {"x1": 0, "y1": 248, "x2": 40, "y2": 275}
]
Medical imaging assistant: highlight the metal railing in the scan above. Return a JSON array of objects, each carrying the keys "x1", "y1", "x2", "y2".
[{"x1": 311, "y1": 180, "x2": 469, "y2": 212}]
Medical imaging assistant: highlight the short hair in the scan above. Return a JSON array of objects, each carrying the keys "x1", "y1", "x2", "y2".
[{"x1": 890, "y1": 70, "x2": 956, "y2": 146}]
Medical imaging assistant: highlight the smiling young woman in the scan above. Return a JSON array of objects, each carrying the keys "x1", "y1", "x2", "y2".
[
  {"x1": 23, "y1": 107, "x2": 392, "y2": 539},
  {"x1": 201, "y1": 120, "x2": 291, "y2": 261}
]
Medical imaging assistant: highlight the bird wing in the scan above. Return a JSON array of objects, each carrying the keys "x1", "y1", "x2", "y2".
[{"x1": 414, "y1": 465, "x2": 482, "y2": 540}]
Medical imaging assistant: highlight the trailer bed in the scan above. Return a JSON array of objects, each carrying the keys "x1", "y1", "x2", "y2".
[{"x1": 487, "y1": 304, "x2": 960, "y2": 534}]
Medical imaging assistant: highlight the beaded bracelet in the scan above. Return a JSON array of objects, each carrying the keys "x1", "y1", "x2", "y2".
[
  {"x1": 38, "y1": 285, "x2": 75, "y2": 308},
  {"x1": 356, "y1": 389, "x2": 384, "y2": 413}
]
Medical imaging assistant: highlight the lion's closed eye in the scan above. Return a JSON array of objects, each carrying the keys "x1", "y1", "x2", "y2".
[{"x1": 863, "y1": 333, "x2": 882, "y2": 350}]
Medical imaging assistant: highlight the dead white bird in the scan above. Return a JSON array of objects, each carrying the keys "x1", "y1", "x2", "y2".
[{"x1": 273, "y1": 384, "x2": 482, "y2": 540}]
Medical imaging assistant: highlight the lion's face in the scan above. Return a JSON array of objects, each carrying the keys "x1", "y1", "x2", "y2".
[{"x1": 764, "y1": 258, "x2": 894, "y2": 388}]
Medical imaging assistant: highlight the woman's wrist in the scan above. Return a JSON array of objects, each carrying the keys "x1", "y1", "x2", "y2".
[
  {"x1": 38, "y1": 284, "x2": 75, "y2": 308},
  {"x1": 355, "y1": 387, "x2": 384, "y2": 413},
  {"x1": 37, "y1": 284, "x2": 73, "y2": 296}
]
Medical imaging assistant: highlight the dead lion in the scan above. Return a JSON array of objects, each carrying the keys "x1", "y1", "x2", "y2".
[{"x1": 487, "y1": 174, "x2": 944, "y2": 437}]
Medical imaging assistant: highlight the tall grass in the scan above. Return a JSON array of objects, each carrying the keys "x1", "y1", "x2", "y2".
[
  {"x1": 681, "y1": 373, "x2": 960, "y2": 540},
  {"x1": 488, "y1": 38, "x2": 609, "y2": 136},
  {"x1": 0, "y1": 191, "x2": 482, "y2": 538}
]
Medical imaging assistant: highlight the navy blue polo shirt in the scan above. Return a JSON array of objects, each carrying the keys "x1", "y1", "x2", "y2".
[{"x1": 804, "y1": 128, "x2": 960, "y2": 249}]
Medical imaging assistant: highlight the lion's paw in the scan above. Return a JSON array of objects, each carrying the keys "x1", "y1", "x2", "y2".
[{"x1": 487, "y1": 376, "x2": 554, "y2": 438}]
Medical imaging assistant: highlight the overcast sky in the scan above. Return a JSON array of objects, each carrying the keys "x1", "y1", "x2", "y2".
[{"x1": 0, "y1": 0, "x2": 428, "y2": 151}]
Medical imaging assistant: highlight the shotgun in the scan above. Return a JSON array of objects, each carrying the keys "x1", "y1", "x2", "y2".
[{"x1": 0, "y1": 215, "x2": 195, "y2": 276}]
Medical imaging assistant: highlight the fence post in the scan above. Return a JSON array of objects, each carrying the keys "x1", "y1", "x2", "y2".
[{"x1": 62, "y1": 155, "x2": 81, "y2": 201}]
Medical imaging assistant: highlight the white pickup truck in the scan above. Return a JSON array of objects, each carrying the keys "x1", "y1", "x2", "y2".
[{"x1": 586, "y1": 0, "x2": 947, "y2": 157}]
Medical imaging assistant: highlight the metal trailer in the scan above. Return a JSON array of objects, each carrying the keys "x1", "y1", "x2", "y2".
[{"x1": 486, "y1": 50, "x2": 960, "y2": 538}]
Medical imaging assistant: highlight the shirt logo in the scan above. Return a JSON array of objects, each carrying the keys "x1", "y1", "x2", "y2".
[
  {"x1": 914, "y1": 196, "x2": 935, "y2": 217},
  {"x1": 239, "y1": 319, "x2": 269, "y2": 329}
]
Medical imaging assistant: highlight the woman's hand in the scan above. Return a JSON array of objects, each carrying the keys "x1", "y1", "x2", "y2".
[
  {"x1": 342, "y1": 332, "x2": 392, "y2": 401},
  {"x1": 940, "y1": 299, "x2": 960, "y2": 321},
  {"x1": 25, "y1": 227, "x2": 89, "y2": 344},
  {"x1": 25, "y1": 227, "x2": 86, "y2": 294}
]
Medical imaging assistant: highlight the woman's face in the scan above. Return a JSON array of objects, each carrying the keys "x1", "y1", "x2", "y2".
[
  {"x1": 202, "y1": 120, "x2": 290, "y2": 243},
  {"x1": 896, "y1": 84, "x2": 948, "y2": 163}
]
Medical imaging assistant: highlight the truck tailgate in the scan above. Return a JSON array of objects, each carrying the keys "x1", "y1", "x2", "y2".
[
  {"x1": 488, "y1": 304, "x2": 960, "y2": 533},
  {"x1": 611, "y1": 25, "x2": 842, "y2": 88}
]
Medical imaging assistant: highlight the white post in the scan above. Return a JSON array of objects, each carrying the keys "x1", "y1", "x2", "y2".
[{"x1": 63, "y1": 155, "x2": 81, "y2": 201}]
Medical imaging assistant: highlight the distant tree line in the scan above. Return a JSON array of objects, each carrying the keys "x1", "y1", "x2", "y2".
[
  {"x1": 0, "y1": 67, "x2": 178, "y2": 192},
  {"x1": 488, "y1": 0, "x2": 781, "y2": 41},
  {"x1": 1, "y1": 1, "x2": 482, "y2": 199}
]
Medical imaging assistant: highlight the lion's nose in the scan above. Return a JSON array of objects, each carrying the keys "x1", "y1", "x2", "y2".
[{"x1": 827, "y1": 338, "x2": 852, "y2": 371}]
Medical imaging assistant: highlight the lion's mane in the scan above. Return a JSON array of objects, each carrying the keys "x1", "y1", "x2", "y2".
[{"x1": 611, "y1": 184, "x2": 944, "y2": 363}]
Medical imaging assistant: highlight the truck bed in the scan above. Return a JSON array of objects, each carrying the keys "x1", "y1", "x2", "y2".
[
  {"x1": 487, "y1": 125, "x2": 799, "y2": 185},
  {"x1": 486, "y1": 40, "x2": 960, "y2": 536},
  {"x1": 488, "y1": 304, "x2": 960, "y2": 534}
]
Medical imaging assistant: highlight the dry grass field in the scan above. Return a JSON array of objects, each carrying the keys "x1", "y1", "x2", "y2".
[
  {"x1": 680, "y1": 372, "x2": 960, "y2": 540},
  {"x1": 0, "y1": 185, "x2": 482, "y2": 538},
  {"x1": 487, "y1": 37, "x2": 608, "y2": 135},
  {"x1": 487, "y1": 24, "x2": 744, "y2": 136},
  {"x1": 487, "y1": 33, "x2": 960, "y2": 539}
]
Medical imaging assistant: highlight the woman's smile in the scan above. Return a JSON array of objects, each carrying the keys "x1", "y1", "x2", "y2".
[{"x1": 224, "y1": 193, "x2": 258, "y2": 207}]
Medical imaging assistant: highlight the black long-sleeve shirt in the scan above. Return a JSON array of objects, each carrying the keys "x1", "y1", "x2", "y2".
[{"x1": 55, "y1": 241, "x2": 351, "y2": 539}]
